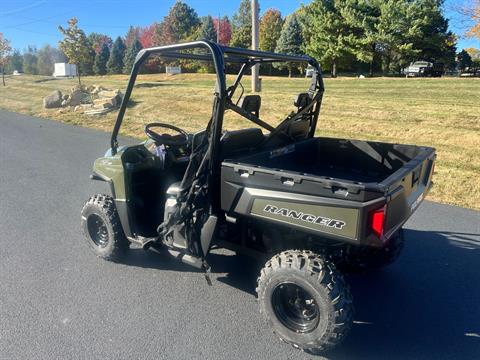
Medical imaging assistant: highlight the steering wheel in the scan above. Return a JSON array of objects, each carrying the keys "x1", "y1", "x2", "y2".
[{"x1": 144, "y1": 123, "x2": 189, "y2": 147}]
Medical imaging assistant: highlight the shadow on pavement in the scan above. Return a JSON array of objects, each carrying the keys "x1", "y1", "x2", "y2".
[{"x1": 118, "y1": 228, "x2": 480, "y2": 359}]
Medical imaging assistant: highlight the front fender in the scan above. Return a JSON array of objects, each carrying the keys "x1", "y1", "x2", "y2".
[{"x1": 92, "y1": 152, "x2": 126, "y2": 200}]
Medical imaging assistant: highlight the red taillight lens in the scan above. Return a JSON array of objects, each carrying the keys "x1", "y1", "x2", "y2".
[{"x1": 370, "y1": 207, "x2": 385, "y2": 237}]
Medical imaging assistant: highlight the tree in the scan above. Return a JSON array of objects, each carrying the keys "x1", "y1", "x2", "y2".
[
  {"x1": 124, "y1": 26, "x2": 141, "y2": 48},
  {"x1": 155, "y1": 1, "x2": 200, "y2": 45},
  {"x1": 139, "y1": 24, "x2": 157, "y2": 48},
  {"x1": 58, "y1": 17, "x2": 92, "y2": 85},
  {"x1": 408, "y1": 0, "x2": 456, "y2": 69},
  {"x1": 275, "y1": 14, "x2": 304, "y2": 77},
  {"x1": 464, "y1": 0, "x2": 480, "y2": 39},
  {"x1": 37, "y1": 45, "x2": 64, "y2": 75},
  {"x1": 0, "y1": 33, "x2": 12, "y2": 86},
  {"x1": 305, "y1": 0, "x2": 364, "y2": 77},
  {"x1": 107, "y1": 37, "x2": 126, "y2": 74},
  {"x1": 88, "y1": 33, "x2": 112, "y2": 54},
  {"x1": 231, "y1": 0, "x2": 253, "y2": 48},
  {"x1": 232, "y1": 0, "x2": 252, "y2": 30},
  {"x1": 22, "y1": 46, "x2": 38, "y2": 75},
  {"x1": 213, "y1": 16, "x2": 232, "y2": 45},
  {"x1": 230, "y1": 25, "x2": 252, "y2": 48},
  {"x1": 260, "y1": 9, "x2": 283, "y2": 52},
  {"x1": 465, "y1": 47, "x2": 480, "y2": 66},
  {"x1": 123, "y1": 39, "x2": 143, "y2": 74},
  {"x1": 7, "y1": 49, "x2": 23, "y2": 74},
  {"x1": 199, "y1": 15, "x2": 217, "y2": 42},
  {"x1": 94, "y1": 43, "x2": 110, "y2": 75},
  {"x1": 457, "y1": 49, "x2": 473, "y2": 70}
]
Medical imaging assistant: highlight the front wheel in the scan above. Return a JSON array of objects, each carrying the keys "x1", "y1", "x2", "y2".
[
  {"x1": 256, "y1": 250, "x2": 353, "y2": 354},
  {"x1": 81, "y1": 194, "x2": 128, "y2": 261}
]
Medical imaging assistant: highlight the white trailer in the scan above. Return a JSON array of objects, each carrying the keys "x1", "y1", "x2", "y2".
[{"x1": 53, "y1": 63, "x2": 77, "y2": 77}]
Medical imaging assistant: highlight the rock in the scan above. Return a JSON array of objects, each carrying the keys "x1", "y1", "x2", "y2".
[
  {"x1": 74, "y1": 105, "x2": 82, "y2": 112},
  {"x1": 61, "y1": 99, "x2": 69, "y2": 107},
  {"x1": 69, "y1": 89, "x2": 85, "y2": 106},
  {"x1": 43, "y1": 90, "x2": 63, "y2": 109},
  {"x1": 91, "y1": 85, "x2": 104, "y2": 95},
  {"x1": 93, "y1": 98, "x2": 114, "y2": 108},
  {"x1": 98, "y1": 90, "x2": 118, "y2": 98},
  {"x1": 62, "y1": 94, "x2": 69, "y2": 100}
]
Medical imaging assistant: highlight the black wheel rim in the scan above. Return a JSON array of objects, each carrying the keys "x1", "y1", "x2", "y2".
[
  {"x1": 87, "y1": 214, "x2": 109, "y2": 248},
  {"x1": 271, "y1": 282, "x2": 320, "y2": 333}
]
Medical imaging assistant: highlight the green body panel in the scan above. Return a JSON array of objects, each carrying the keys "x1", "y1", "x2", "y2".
[
  {"x1": 251, "y1": 198, "x2": 359, "y2": 240},
  {"x1": 93, "y1": 152, "x2": 126, "y2": 200}
]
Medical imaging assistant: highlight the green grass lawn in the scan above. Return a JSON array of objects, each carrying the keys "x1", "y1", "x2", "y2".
[{"x1": 0, "y1": 73, "x2": 479, "y2": 210}]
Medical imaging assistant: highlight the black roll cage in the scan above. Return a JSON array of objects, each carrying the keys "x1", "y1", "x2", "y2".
[{"x1": 110, "y1": 40, "x2": 324, "y2": 156}]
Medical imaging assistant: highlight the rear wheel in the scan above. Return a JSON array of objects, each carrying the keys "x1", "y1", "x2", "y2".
[
  {"x1": 81, "y1": 194, "x2": 128, "y2": 261},
  {"x1": 256, "y1": 250, "x2": 353, "y2": 354},
  {"x1": 340, "y1": 229, "x2": 405, "y2": 272}
]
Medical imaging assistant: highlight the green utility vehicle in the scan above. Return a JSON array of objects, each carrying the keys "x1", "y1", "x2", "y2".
[{"x1": 81, "y1": 41, "x2": 436, "y2": 354}]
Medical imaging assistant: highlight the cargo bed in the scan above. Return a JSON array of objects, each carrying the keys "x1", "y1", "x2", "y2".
[{"x1": 221, "y1": 137, "x2": 435, "y2": 244}]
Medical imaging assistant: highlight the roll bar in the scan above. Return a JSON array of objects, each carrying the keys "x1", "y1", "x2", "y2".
[{"x1": 110, "y1": 40, "x2": 323, "y2": 155}]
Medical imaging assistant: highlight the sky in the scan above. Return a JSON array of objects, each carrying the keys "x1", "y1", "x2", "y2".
[{"x1": 1, "y1": 0, "x2": 478, "y2": 51}]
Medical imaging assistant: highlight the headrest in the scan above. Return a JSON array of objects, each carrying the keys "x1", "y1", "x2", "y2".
[
  {"x1": 239, "y1": 95, "x2": 261, "y2": 117},
  {"x1": 294, "y1": 93, "x2": 312, "y2": 110}
]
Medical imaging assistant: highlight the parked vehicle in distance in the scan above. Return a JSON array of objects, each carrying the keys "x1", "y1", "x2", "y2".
[
  {"x1": 460, "y1": 67, "x2": 480, "y2": 77},
  {"x1": 81, "y1": 41, "x2": 436, "y2": 354},
  {"x1": 404, "y1": 61, "x2": 444, "y2": 77}
]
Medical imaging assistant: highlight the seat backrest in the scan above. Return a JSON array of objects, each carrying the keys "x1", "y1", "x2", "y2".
[
  {"x1": 294, "y1": 93, "x2": 312, "y2": 110},
  {"x1": 239, "y1": 95, "x2": 261, "y2": 118},
  {"x1": 220, "y1": 128, "x2": 265, "y2": 159}
]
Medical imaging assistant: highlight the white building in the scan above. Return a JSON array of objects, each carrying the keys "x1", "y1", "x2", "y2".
[{"x1": 53, "y1": 63, "x2": 77, "y2": 77}]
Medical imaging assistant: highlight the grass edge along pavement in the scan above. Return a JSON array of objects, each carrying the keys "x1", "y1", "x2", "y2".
[{"x1": 0, "y1": 73, "x2": 479, "y2": 210}]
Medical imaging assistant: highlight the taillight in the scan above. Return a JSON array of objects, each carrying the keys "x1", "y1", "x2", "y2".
[{"x1": 370, "y1": 207, "x2": 386, "y2": 237}]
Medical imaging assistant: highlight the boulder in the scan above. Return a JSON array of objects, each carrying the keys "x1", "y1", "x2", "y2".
[
  {"x1": 43, "y1": 90, "x2": 63, "y2": 109},
  {"x1": 61, "y1": 99, "x2": 69, "y2": 107},
  {"x1": 69, "y1": 89, "x2": 85, "y2": 106},
  {"x1": 93, "y1": 98, "x2": 114, "y2": 108}
]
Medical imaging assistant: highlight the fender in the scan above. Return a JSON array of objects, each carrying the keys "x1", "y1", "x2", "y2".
[{"x1": 91, "y1": 149, "x2": 132, "y2": 236}]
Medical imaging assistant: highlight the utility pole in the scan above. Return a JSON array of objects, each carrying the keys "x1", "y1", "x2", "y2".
[{"x1": 251, "y1": 0, "x2": 260, "y2": 92}]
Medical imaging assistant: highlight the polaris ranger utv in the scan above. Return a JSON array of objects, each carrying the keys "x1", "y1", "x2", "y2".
[{"x1": 81, "y1": 41, "x2": 436, "y2": 353}]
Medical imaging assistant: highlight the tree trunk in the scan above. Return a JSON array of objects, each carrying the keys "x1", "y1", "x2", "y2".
[
  {"x1": 332, "y1": 61, "x2": 337, "y2": 78},
  {"x1": 288, "y1": 66, "x2": 292, "y2": 78},
  {"x1": 77, "y1": 65, "x2": 82, "y2": 86},
  {"x1": 369, "y1": 44, "x2": 376, "y2": 77}
]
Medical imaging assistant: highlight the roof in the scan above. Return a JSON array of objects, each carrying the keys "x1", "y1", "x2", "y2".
[{"x1": 135, "y1": 40, "x2": 317, "y2": 66}]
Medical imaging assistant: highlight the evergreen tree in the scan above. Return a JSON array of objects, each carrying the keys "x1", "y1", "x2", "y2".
[
  {"x1": 199, "y1": 15, "x2": 217, "y2": 42},
  {"x1": 124, "y1": 26, "x2": 141, "y2": 48},
  {"x1": 232, "y1": 0, "x2": 252, "y2": 30},
  {"x1": 107, "y1": 37, "x2": 126, "y2": 74},
  {"x1": 155, "y1": 1, "x2": 200, "y2": 45},
  {"x1": 275, "y1": 14, "x2": 303, "y2": 77},
  {"x1": 123, "y1": 39, "x2": 143, "y2": 74},
  {"x1": 260, "y1": 9, "x2": 284, "y2": 52},
  {"x1": 230, "y1": 25, "x2": 251, "y2": 48},
  {"x1": 58, "y1": 17, "x2": 91, "y2": 84},
  {"x1": 94, "y1": 43, "x2": 110, "y2": 75},
  {"x1": 305, "y1": 0, "x2": 363, "y2": 77},
  {"x1": 457, "y1": 49, "x2": 473, "y2": 70}
]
